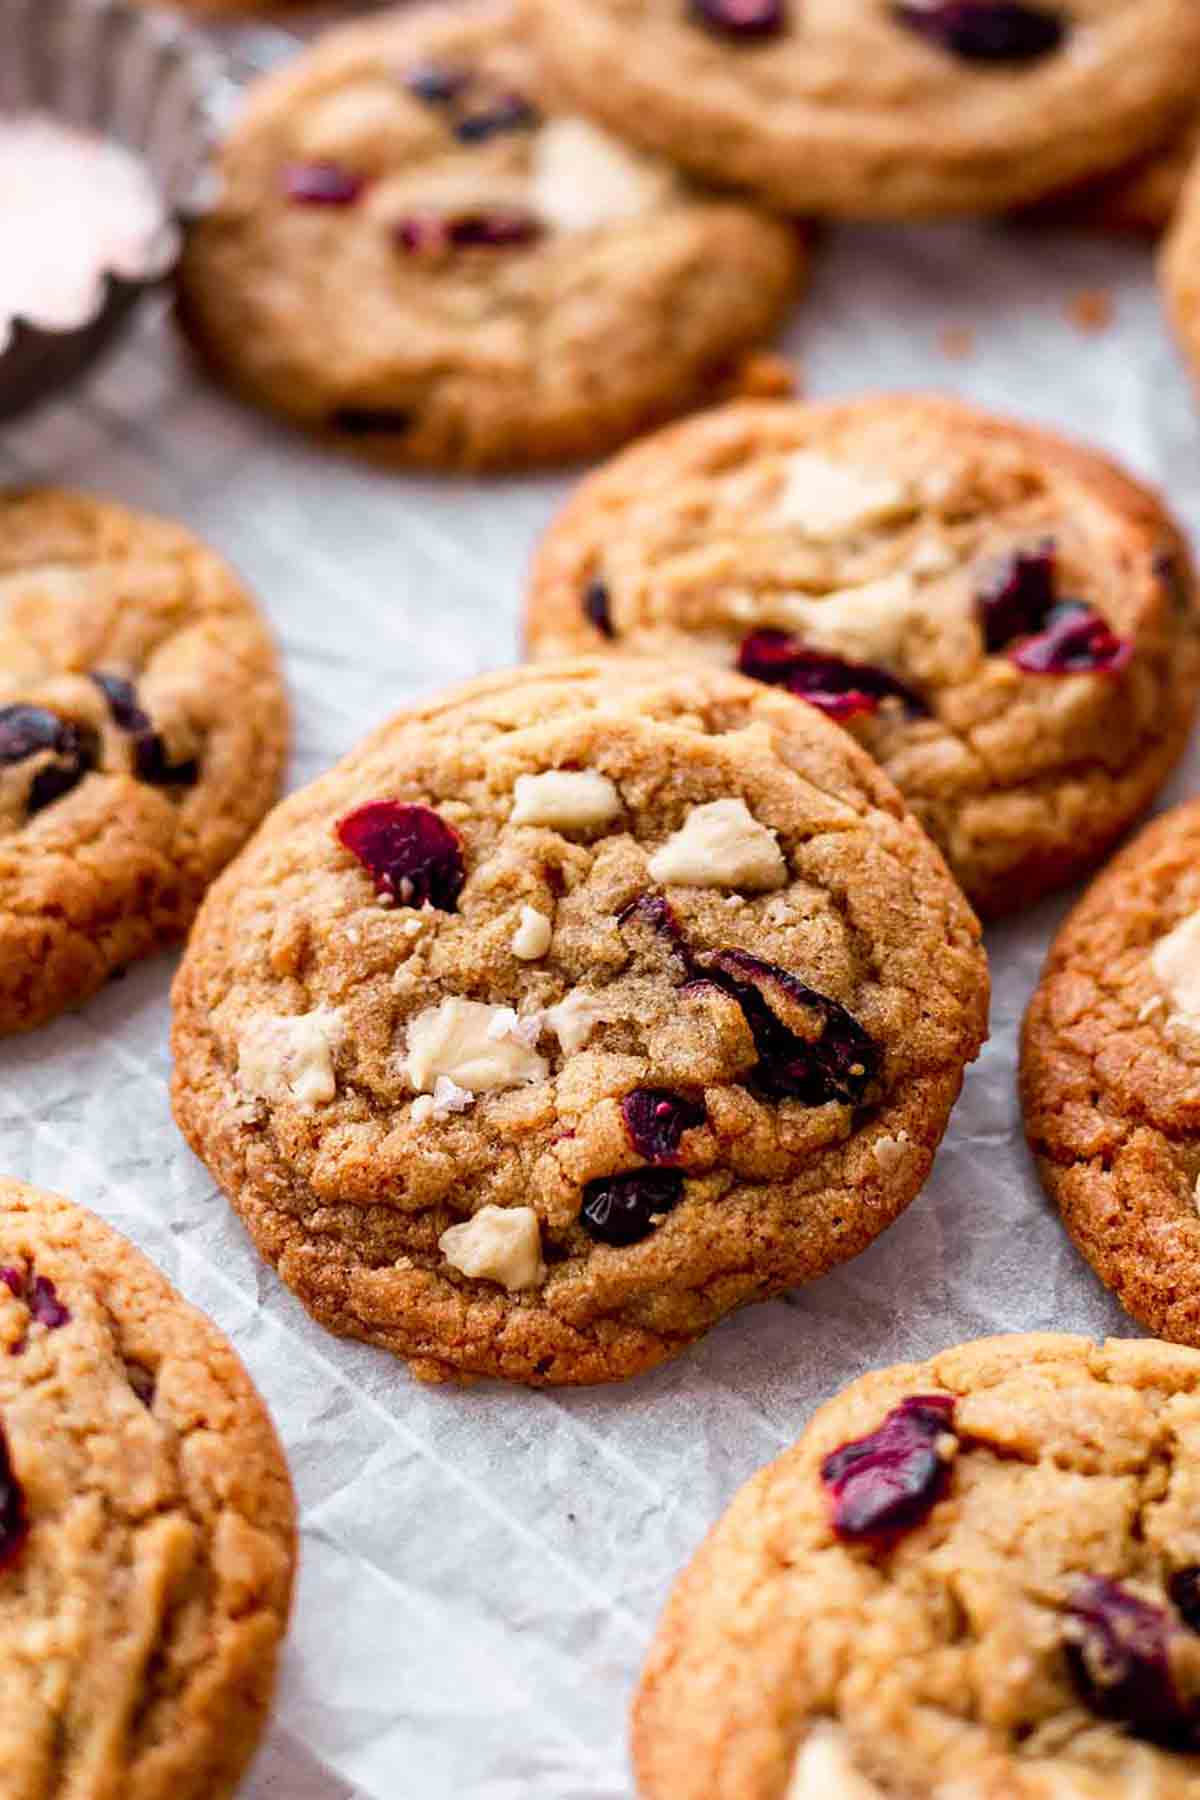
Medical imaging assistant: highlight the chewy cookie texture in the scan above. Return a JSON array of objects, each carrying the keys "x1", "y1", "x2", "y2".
[
  {"x1": 0, "y1": 1179, "x2": 296, "y2": 1800},
  {"x1": 526, "y1": 396, "x2": 1200, "y2": 917},
  {"x1": 171, "y1": 660, "x2": 987, "y2": 1387},
  {"x1": 635, "y1": 1333, "x2": 1200, "y2": 1799},
  {"x1": 1022, "y1": 800, "x2": 1200, "y2": 1350},
  {"x1": 0, "y1": 489, "x2": 287, "y2": 1034},
  {"x1": 527, "y1": 0, "x2": 1200, "y2": 219},
  {"x1": 175, "y1": 0, "x2": 804, "y2": 470}
]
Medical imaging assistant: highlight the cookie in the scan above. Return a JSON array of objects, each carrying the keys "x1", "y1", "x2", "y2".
[
  {"x1": 0, "y1": 488, "x2": 288, "y2": 1034},
  {"x1": 525, "y1": 396, "x2": 1200, "y2": 918},
  {"x1": 634, "y1": 1331, "x2": 1200, "y2": 1799},
  {"x1": 170, "y1": 659, "x2": 987, "y2": 1388},
  {"x1": 526, "y1": 0, "x2": 1200, "y2": 220},
  {"x1": 1020, "y1": 800, "x2": 1200, "y2": 1348},
  {"x1": 0, "y1": 1177, "x2": 296, "y2": 1799},
  {"x1": 1027, "y1": 104, "x2": 1199, "y2": 234},
  {"x1": 174, "y1": 1, "x2": 805, "y2": 472}
]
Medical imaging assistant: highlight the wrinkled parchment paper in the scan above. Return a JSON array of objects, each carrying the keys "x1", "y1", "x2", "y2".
[{"x1": 2, "y1": 188, "x2": 1197, "y2": 1799}]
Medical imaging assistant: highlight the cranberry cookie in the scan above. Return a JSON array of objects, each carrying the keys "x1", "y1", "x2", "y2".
[
  {"x1": 1022, "y1": 800, "x2": 1200, "y2": 1348},
  {"x1": 0, "y1": 489, "x2": 287, "y2": 1033},
  {"x1": 0, "y1": 1178, "x2": 296, "y2": 1799},
  {"x1": 171, "y1": 660, "x2": 987, "y2": 1387},
  {"x1": 527, "y1": 0, "x2": 1200, "y2": 219},
  {"x1": 1030, "y1": 103, "x2": 1200, "y2": 234},
  {"x1": 635, "y1": 1332, "x2": 1200, "y2": 1799},
  {"x1": 525, "y1": 397, "x2": 1200, "y2": 917},
  {"x1": 175, "y1": 1, "x2": 804, "y2": 471}
]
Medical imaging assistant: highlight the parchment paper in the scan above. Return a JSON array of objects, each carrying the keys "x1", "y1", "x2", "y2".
[{"x1": 1, "y1": 170, "x2": 1197, "y2": 1798}]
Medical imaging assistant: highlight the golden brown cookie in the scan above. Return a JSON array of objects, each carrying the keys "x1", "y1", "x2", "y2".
[
  {"x1": 1160, "y1": 153, "x2": 1200, "y2": 389},
  {"x1": 1027, "y1": 104, "x2": 1200, "y2": 234},
  {"x1": 175, "y1": 0, "x2": 805, "y2": 471},
  {"x1": 1022, "y1": 800, "x2": 1200, "y2": 1348},
  {"x1": 0, "y1": 488, "x2": 288, "y2": 1034},
  {"x1": 0, "y1": 1177, "x2": 296, "y2": 1799},
  {"x1": 525, "y1": 396, "x2": 1200, "y2": 917},
  {"x1": 170, "y1": 659, "x2": 988, "y2": 1387},
  {"x1": 635, "y1": 1332, "x2": 1200, "y2": 1799},
  {"x1": 527, "y1": 0, "x2": 1200, "y2": 220}
]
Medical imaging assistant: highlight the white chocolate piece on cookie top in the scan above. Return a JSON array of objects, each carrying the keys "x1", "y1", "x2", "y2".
[
  {"x1": 237, "y1": 1007, "x2": 344, "y2": 1108},
  {"x1": 647, "y1": 797, "x2": 786, "y2": 891},
  {"x1": 406, "y1": 998, "x2": 548, "y2": 1094},
  {"x1": 769, "y1": 569, "x2": 966, "y2": 667},
  {"x1": 544, "y1": 988, "x2": 613, "y2": 1054},
  {"x1": 511, "y1": 769, "x2": 621, "y2": 833},
  {"x1": 1150, "y1": 911, "x2": 1200, "y2": 1047},
  {"x1": 785, "y1": 1725, "x2": 883, "y2": 1799},
  {"x1": 775, "y1": 451, "x2": 913, "y2": 540},
  {"x1": 439, "y1": 1204, "x2": 546, "y2": 1291},
  {"x1": 531, "y1": 116, "x2": 674, "y2": 234},
  {"x1": 512, "y1": 903, "x2": 553, "y2": 960}
]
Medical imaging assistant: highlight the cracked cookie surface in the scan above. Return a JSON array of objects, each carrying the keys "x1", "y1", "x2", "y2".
[
  {"x1": 175, "y1": 0, "x2": 804, "y2": 471},
  {"x1": 170, "y1": 659, "x2": 987, "y2": 1387},
  {"x1": 525, "y1": 397, "x2": 1200, "y2": 917},
  {"x1": 0, "y1": 1177, "x2": 296, "y2": 1800},
  {"x1": 527, "y1": 0, "x2": 1200, "y2": 219},
  {"x1": 1022, "y1": 800, "x2": 1200, "y2": 1347},
  {"x1": 0, "y1": 488, "x2": 288, "y2": 1034},
  {"x1": 634, "y1": 1332, "x2": 1200, "y2": 1799}
]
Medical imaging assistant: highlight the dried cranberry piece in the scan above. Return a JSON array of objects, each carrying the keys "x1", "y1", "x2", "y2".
[
  {"x1": 1011, "y1": 603, "x2": 1132, "y2": 676},
  {"x1": 976, "y1": 545, "x2": 1057, "y2": 652},
  {"x1": 692, "y1": 949, "x2": 880, "y2": 1106},
  {"x1": 454, "y1": 94, "x2": 539, "y2": 142},
  {"x1": 618, "y1": 892, "x2": 689, "y2": 960},
  {"x1": 584, "y1": 580, "x2": 615, "y2": 640},
  {"x1": 1065, "y1": 1578, "x2": 1198, "y2": 1747},
  {"x1": 737, "y1": 630, "x2": 926, "y2": 721},
  {"x1": 283, "y1": 163, "x2": 365, "y2": 206},
  {"x1": 0, "y1": 1422, "x2": 26, "y2": 1572},
  {"x1": 622, "y1": 1089, "x2": 706, "y2": 1163},
  {"x1": 92, "y1": 673, "x2": 199, "y2": 788},
  {"x1": 580, "y1": 1169, "x2": 684, "y2": 1245},
  {"x1": 394, "y1": 209, "x2": 544, "y2": 252},
  {"x1": 822, "y1": 1394, "x2": 956, "y2": 1541},
  {"x1": 689, "y1": 0, "x2": 786, "y2": 39},
  {"x1": 336, "y1": 801, "x2": 466, "y2": 910},
  {"x1": 0, "y1": 1268, "x2": 22, "y2": 1299},
  {"x1": 0, "y1": 705, "x2": 97, "y2": 815},
  {"x1": 26, "y1": 1277, "x2": 69, "y2": 1331},
  {"x1": 330, "y1": 407, "x2": 414, "y2": 437},
  {"x1": 893, "y1": 2, "x2": 1064, "y2": 62},
  {"x1": 403, "y1": 61, "x2": 471, "y2": 105}
]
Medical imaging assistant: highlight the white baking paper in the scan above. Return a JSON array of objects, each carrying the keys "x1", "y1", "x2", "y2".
[{"x1": 2, "y1": 176, "x2": 1198, "y2": 1800}]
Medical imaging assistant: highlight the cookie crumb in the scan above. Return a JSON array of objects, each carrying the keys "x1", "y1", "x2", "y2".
[
  {"x1": 1067, "y1": 289, "x2": 1114, "y2": 334},
  {"x1": 938, "y1": 325, "x2": 975, "y2": 361},
  {"x1": 730, "y1": 350, "x2": 798, "y2": 400}
]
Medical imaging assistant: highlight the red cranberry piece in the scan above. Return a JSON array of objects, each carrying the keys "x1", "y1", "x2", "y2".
[
  {"x1": 976, "y1": 545, "x2": 1057, "y2": 652},
  {"x1": 689, "y1": 0, "x2": 786, "y2": 39},
  {"x1": 395, "y1": 209, "x2": 544, "y2": 252},
  {"x1": 330, "y1": 407, "x2": 414, "y2": 437},
  {"x1": 336, "y1": 801, "x2": 466, "y2": 910},
  {"x1": 622, "y1": 1089, "x2": 706, "y2": 1163},
  {"x1": 893, "y1": 2, "x2": 1064, "y2": 62},
  {"x1": 283, "y1": 163, "x2": 365, "y2": 206},
  {"x1": 1065, "y1": 1577, "x2": 1198, "y2": 1747},
  {"x1": 584, "y1": 580, "x2": 615, "y2": 640},
  {"x1": 737, "y1": 630, "x2": 926, "y2": 721},
  {"x1": 822, "y1": 1394, "x2": 956, "y2": 1541},
  {"x1": 0, "y1": 1268, "x2": 22, "y2": 1298},
  {"x1": 1011, "y1": 603, "x2": 1132, "y2": 676},
  {"x1": 618, "y1": 892, "x2": 689, "y2": 961},
  {"x1": 454, "y1": 94, "x2": 539, "y2": 143},
  {"x1": 580, "y1": 1169, "x2": 684, "y2": 1245},
  {"x1": 0, "y1": 705, "x2": 97, "y2": 815},
  {"x1": 692, "y1": 949, "x2": 880, "y2": 1106},
  {"x1": 0, "y1": 1422, "x2": 26, "y2": 1572},
  {"x1": 27, "y1": 1277, "x2": 69, "y2": 1331},
  {"x1": 403, "y1": 61, "x2": 471, "y2": 105}
]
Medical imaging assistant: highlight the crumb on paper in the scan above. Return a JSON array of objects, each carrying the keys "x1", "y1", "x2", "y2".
[
  {"x1": 732, "y1": 351, "x2": 799, "y2": 400},
  {"x1": 938, "y1": 326, "x2": 975, "y2": 361},
  {"x1": 1067, "y1": 289, "x2": 1114, "y2": 334}
]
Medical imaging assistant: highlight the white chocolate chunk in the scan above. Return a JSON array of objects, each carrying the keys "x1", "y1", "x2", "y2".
[
  {"x1": 776, "y1": 451, "x2": 913, "y2": 540},
  {"x1": 531, "y1": 116, "x2": 673, "y2": 233},
  {"x1": 236, "y1": 1008, "x2": 344, "y2": 1109},
  {"x1": 545, "y1": 988, "x2": 613, "y2": 1054},
  {"x1": 439, "y1": 1205, "x2": 546, "y2": 1291},
  {"x1": 511, "y1": 770, "x2": 621, "y2": 833},
  {"x1": 647, "y1": 798, "x2": 786, "y2": 892},
  {"x1": 406, "y1": 999, "x2": 548, "y2": 1094},
  {"x1": 871, "y1": 1131, "x2": 911, "y2": 1175},
  {"x1": 785, "y1": 1725, "x2": 883, "y2": 1799},
  {"x1": 1150, "y1": 911, "x2": 1200, "y2": 1048},
  {"x1": 512, "y1": 904, "x2": 553, "y2": 960},
  {"x1": 771, "y1": 571, "x2": 967, "y2": 667},
  {"x1": 485, "y1": 1006, "x2": 545, "y2": 1050}
]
